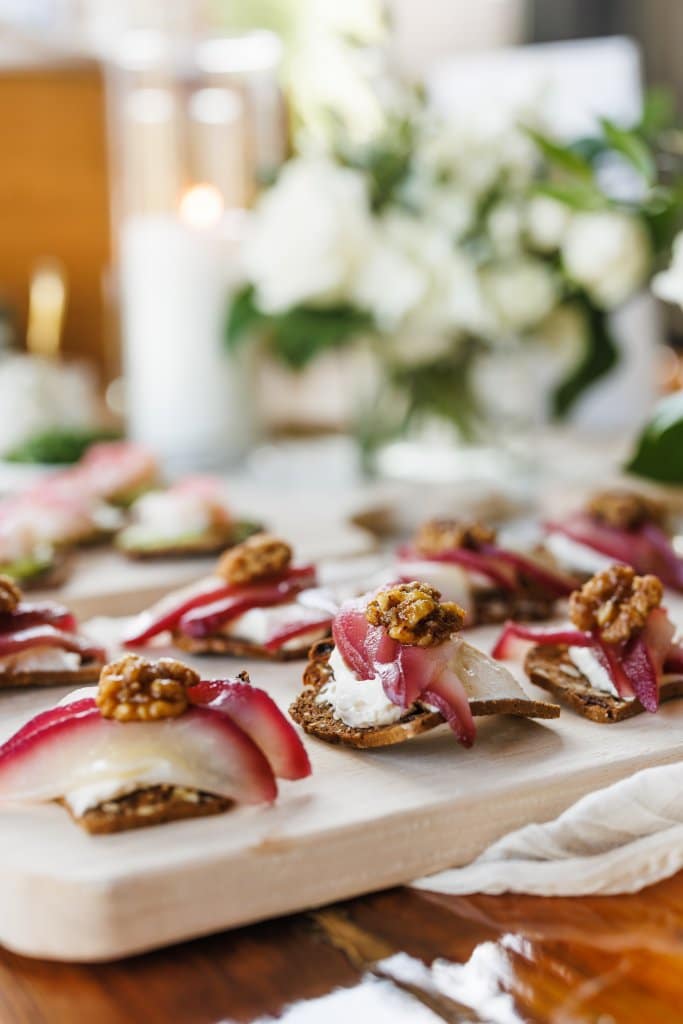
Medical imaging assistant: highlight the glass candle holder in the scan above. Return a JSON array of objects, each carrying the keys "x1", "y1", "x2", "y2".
[{"x1": 105, "y1": 28, "x2": 286, "y2": 473}]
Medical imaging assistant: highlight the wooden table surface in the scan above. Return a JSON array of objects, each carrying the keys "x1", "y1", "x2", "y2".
[{"x1": 2, "y1": 870, "x2": 683, "y2": 1023}]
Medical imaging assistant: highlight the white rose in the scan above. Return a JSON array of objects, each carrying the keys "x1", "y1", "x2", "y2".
[
  {"x1": 526, "y1": 195, "x2": 572, "y2": 252},
  {"x1": 243, "y1": 157, "x2": 371, "y2": 313},
  {"x1": 561, "y1": 211, "x2": 651, "y2": 309},
  {"x1": 482, "y1": 259, "x2": 559, "y2": 333},
  {"x1": 354, "y1": 214, "x2": 471, "y2": 335},
  {"x1": 488, "y1": 201, "x2": 524, "y2": 257},
  {"x1": 352, "y1": 215, "x2": 430, "y2": 330},
  {"x1": 652, "y1": 232, "x2": 683, "y2": 307}
]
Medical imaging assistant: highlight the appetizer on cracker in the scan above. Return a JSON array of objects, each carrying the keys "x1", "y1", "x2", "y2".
[
  {"x1": 117, "y1": 476, "x2": 261, "y2": 559},
  {"x1": 395, "y1": 518, "x2": 577, "y2": 626},
  {"x1": 493, "y1": 565, "x2": 683, "y2": 722},
  {"x1": 289, "y1": 581, "x2": 559, "y2": 749},
  {"x1": 124, "y1": 533, "x2": 336, "y2": 659},
  {"x1": 0, "y1": 575, "x2": 105, "y2": 687},
  {"x1": 544, "y1": 488, "x2": 683, "y2": 590},
  {"x1": 0, "y1": 654, "x2": 311, "y2": 833}
]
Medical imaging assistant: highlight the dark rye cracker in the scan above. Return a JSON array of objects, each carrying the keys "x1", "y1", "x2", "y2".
[
  {"x1": 289, "y1": 640, "x2": 559, "y2": 749},
  {"x1": 474, "y1": 589, "x2": 557, "y2": 625},
  {"x1": 118, "y1": 520, "x2": 264, "y2": 561},
  {"x1": 173, "y1": 631, "x2": 314, "y2": 661},
  {"x1": 526, "y1": 644, "x2": 683, "y2": 723},
  {"x1": 0, "y1": 661, "x2": 103, "y2": 690},
  {"x1": 61, "y1": 785, "x2": 232, "y2": 835}
]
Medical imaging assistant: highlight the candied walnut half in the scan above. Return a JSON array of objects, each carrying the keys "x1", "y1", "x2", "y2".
[
  {"x1": 366, "y1": 581, "x2": 465, "y2": 647},
  {"x1": 97, "y1": 654, "x2": 199, "y2": 722},
  {"x1": 216, "y1": 533, "x2": 292, "y2": 585},
  {"x1": 415, "y1": 518, "x2": 496, "y2": 555},
  {"x1": 586, "y1": 489, "x2": 664, "y2": 531},
  {"x1": 0, "y1": 575, "x2": 21, "y2": 614},
  {"x1": 569, "y1": 565, "x2": 663, "y2": 645}
]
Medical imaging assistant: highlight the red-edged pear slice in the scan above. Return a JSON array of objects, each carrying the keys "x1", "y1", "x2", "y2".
[
  {"x1": 189, "y1": 679, "x2": 311, "y2": 780},
  {"x1": 0, "y1": 625, "x2": 105, "y2": 662},
  {"x1": 492, "y1": 621, "x2": 595, "y2": 661},
  {"x1": 0, "y1": 701, "x2": 277, "y2": 806},
  {"x1": 0, "y1": 601, "x2": 76, "y2": 635}
]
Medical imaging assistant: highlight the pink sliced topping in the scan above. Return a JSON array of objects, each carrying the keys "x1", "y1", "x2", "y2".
[
  {"x1": 546, "y1": 515, "x2": 683, "y2": 592},
  {"x1": 480, "y1": 545, "x2": 578, "y2": 596},
  {"x1": 262, "y1": 616, "x2": 333, "y2": 652},
  {"x1": 188, "y1": 679, "x2": 311, "y2": 780},
  {"x1": 332, "y1": 599, "x2": 476, "y2": 746},
  {"x1": 125, "y1": 567, "x2": 317, "y2": 646},
  {"x1": 0, "y1": 625, "x2": 105, "y2": 662},
  {"x1": 124, "y1": 577, "x2": 238, "y2": 645},
  {"x1": 0, "y1": 601, "x2": 76, "y2": 636},
  {"x1": 397, "y1": 544, "x2": 516, "y2": 591},
  {"x1": 0, "y1": 703, "x2": 277, "y2": 806},
  {"x1": 178, "y1": 571, "x2": 316, "y2": 640},
  {"x1": 492, "y1": 622, "x2": 594, "y2": 661}
]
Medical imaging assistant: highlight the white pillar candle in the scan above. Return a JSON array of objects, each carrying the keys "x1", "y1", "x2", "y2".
[{"x1": 120, "y1": 188, "x2": 253, "y2": 472}]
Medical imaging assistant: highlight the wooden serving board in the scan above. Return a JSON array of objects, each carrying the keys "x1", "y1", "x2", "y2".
[{"x1": 2, "y1": 613, "x2": 683, "y2": 963}]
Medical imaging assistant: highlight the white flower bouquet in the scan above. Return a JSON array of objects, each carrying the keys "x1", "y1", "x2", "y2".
[{"x1": 227, "y1": 83, "x2": 683, "y2": 452}]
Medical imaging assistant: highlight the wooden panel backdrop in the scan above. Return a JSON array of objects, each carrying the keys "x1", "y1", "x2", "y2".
[{"x1": 0, "y1": 65, "x2": 111, "y2": 374}]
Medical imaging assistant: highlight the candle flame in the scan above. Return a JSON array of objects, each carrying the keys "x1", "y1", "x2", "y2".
[{"x1": 178, "y1": 184, "x2": 224, "y2": 229}]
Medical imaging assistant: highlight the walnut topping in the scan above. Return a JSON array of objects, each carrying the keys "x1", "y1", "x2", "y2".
[
  {"x1": 216, "y1": 533, "x2": 292, "y2": 585},
  {"x1": 0, "y1": 575, "x2": 21, "y2": 614},
  {"x1": 415, "y1": 518, "x2": 496, "y2": 555},
  {"x1": 96, "y1": 654, "x2": 199, "y2": 722},
  {"x1": 366, "y1": 581, "x2": 465, "y2": 647},
  {"x1": 586, "y1": 489, "x2": 664, "y2": 530},
  {"x1": 569, "y1": 565, "x2": 663, "y2": 645}
]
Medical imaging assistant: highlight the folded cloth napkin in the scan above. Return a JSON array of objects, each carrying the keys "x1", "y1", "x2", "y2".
[{"x1": 412, "y1": 761, "x2": 683, "y2": 896}]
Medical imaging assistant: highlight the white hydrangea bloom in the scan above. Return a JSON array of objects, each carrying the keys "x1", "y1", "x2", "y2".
[
  {"x1": 482, "y1": 259, "x2": 559, "y2": 334},
  {"x1": 652, "y1": 232, "x2": 683, "y2": 308},
  {"x1": 526, "y1": 195, "x2": 572, "y2": 252},
  {"x1": 562, "y1": 211, "x2": 651, "y2": 309},
  {"x1": 243, "y1": 157, "x2": 372, "y2": 313}
]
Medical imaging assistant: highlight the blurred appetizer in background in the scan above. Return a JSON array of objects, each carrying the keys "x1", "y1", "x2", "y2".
[
  {"x1": 493, "y1": 565, "x2": 683, "y2": 722},
  {"x1": 290, "y1": 581, "x2": 559, "y2": 749},
  {"x1": 63, "y1": 441, "x2": 160, "y2": 507},
  {"x1": 0, "y1": 575, "x2": 105, "y2": 688},
  {"x1": 395, "y1": 519, "x2": 578, "y2": 626},
  {"x1": 117, "y1": 476, "x2": 261, "y2": 559},
  {"x1": 124, "y1": 534, "x2": 336, "y2": 660},
  {"x1": 0, "y1": 654, "x2": 311, "y2": 834},
  {"x1": 544, "y1": 489, "x2": 683, "y2": 591}
]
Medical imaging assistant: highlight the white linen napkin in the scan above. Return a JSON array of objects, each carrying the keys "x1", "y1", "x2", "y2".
[{"x1": 412, "y1": 761, "x2": 683, "y2": 896}]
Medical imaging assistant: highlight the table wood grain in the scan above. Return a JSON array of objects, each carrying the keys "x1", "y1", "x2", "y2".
[{"x1": 2, "y1": 870, "x2": 683, "y2": 1023}]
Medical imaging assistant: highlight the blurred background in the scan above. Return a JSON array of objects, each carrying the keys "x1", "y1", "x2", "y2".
[{"x1": 1, "y1": 0, "x2": 683, "y2": 488}]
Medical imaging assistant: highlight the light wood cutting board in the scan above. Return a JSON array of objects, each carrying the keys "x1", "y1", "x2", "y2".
[{"x1": 2, "y1": 615, "x2": 683, "y2": 963}]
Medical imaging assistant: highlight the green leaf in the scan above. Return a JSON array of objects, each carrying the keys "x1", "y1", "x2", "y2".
[
  {"x1": 600, "y1": 117, "x2": 655, "y2": 183},
  {"x1": 268, "y1": 306, "x2": 374, "y2": 369},
  {"x1": 225, "y1": 285, "x2": 263, "y2": 349},
  {"x1": 525, "y1": 127, "x2": 594, "y2": 180},
  {"x1": 5, "y1": 428, "x2": 122, "y2": 465},
  {"x1": 626, "y1": 392, "x2": 683, "y2": 483},
  {"x1": 638, "y1": 87, "x2": 676, "y2": 140},
  {"x1": 533, "y1": 181, "x2": 606, "y2": 211},
  {"x1": 552, "y1": 301, "x2": 619, "y2": 419}
]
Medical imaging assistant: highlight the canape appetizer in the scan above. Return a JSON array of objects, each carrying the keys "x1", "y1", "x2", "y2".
[
  {"x1": 0, "y1": 512, "x2": 63, "y2": 588},
  {"x1": 0, "y1": 654, "x2": 311, "y2": 833},
  {"x1": 395, "y1": 518, "x2": 578, "y2": 626},
  {"x1": 0, "y1": 575, "x2": 105, "y2": 687},
  {"x1": 544, "y1": 488, "x2": 683, "y2": 591},
  {"x1": 124, "y1": 533, "x2": 336, "y2": 659},
  {"x1": 493, "y1": 565, "x2": 683, "y2": 722},
  {"x1": 66, "y1": 440, "x2": 159, "y2": 506},
  {"x1": 289, "y1": 581, "x2": 559, "y2": 748},
  {"x1": 116, "y1": 476, "x2": 261, "y2": 559}
]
